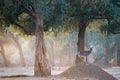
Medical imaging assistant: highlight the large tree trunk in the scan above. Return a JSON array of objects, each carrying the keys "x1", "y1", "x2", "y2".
[
  {"x1": 0, "y1": 44, "x2": 8, "y2": 66},
  {"x1": 34, "y1": 13, "x2": 50, "y2": 76},
  {"x1": 10, "y1": 33, "x2": 26, "y2": 66},
  {"x1": 75, "y1": 21, "x2": 87, "y2": 64}
]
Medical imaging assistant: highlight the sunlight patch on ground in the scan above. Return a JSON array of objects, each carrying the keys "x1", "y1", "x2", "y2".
[
  {"x1": 51, "y1": 66, "x2": 70, "y2": 75},
  {"x1": 103, "y1": 67, "x2": 120, "y2": 80}
]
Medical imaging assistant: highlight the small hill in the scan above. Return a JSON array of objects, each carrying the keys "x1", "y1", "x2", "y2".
[{"x1": 58, "y1": 62, "x2": 117, "y2": 80}]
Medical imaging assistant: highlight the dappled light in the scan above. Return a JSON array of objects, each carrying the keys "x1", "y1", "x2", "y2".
[
  {"x1": 0, "y1": 0, "x2": 120, "y2": 80},
  {"x1": 0, "y1": 19, "x2": 120, "y2": 79}
]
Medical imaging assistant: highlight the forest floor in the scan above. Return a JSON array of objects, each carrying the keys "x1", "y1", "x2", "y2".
[{"x1": 0, "y1": 62, "x2": 120, "y2": 80}]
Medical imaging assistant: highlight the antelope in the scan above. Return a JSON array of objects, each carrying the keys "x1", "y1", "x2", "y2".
[{"x1": 80, "y1": 48, "x2": 92, "y2": 62}]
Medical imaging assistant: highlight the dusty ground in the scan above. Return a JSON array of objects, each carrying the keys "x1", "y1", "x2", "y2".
[
  {"x1": 104, "y1": 67, "x2": 120, "y2": 80},
  {"x1": 0, "y1": 77, "x2": 99, "y2": 80},
  {"x1": 0, "y1": 67, "x2": 34, "y2": 77},
  {"x1": 0, "y1": 77, "x2": 68, "y2": 80},
  {"x1": 58, "y1": 62, "x2": 117, "y2": 80},
  {"x1": 0, "y1": 62, "x2": 120, "y2": 80}
]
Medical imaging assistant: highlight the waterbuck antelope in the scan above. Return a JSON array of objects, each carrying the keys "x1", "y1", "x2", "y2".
[{"x1": 80, "y1": 48, "x2": 92, "y2": 62}]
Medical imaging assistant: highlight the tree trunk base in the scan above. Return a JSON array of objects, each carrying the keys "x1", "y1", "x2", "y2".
[{"x1": 75, "y1": 54, "x2": 84, "y2": 64}]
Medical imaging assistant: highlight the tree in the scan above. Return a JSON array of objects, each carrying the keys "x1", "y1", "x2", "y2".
[
  {"x1": 0, "y1": 20, "x2": 26, "y2": 67},
  {"x1": 62, "y1": 0, "x2": 120, "y2": 63},
  {"x1": 0, "y1": 32, "x2": 26, "y2": 67},
  {"x1": 0, "y1": 41, "x2": 8, "y2": 66},
  {"x1": 9, "y1": 32, "x2": 26, "y2": 66},
  {"x1": 0, "y1": 0, "x2": 55, "y2": 76}
]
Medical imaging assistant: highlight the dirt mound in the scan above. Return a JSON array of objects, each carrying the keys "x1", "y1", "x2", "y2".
[{"x1": 58, "y1": 62, "x2": 117, "y2": 80}]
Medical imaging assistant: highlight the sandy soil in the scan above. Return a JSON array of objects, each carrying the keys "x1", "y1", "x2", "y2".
[
  {"x1": 0, "y1": 63, "x2": 119, "y2": 80},
  {"x1": 58, "y1": 62, "x2": 117, "y2": 80},
  {"x1": 0, "y1": 76, "x2": 100, "y2": 80}
]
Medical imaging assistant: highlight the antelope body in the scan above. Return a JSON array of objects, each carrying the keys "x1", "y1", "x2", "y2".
[{"x1": 80, "y1": 48, "x2": 92, "y2": 62}]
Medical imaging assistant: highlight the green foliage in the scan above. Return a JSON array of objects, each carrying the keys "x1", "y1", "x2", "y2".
[
  {"x1": 61, "y1": 0, "x2": 120, "y2": 36},
  {"x1": 0, "y1": 0, "x2": 119, "y2": 34},
  {"x1": 65, "y1": 0, "x2": 110, "y2": 20},
  {"x1": 0, "y1": 0, "x2": 55, "y2": 33},
  {"x1": 48, "y1": 0, "x2": 120, "y2": 35},
  {"x1": 44, "y1": 0, "x2": 73, "y2": 27},
  {"x1": 0, "y1": 0, "x2": 73, "y2": 34},
  {"x1": 111, "y1": 0, "x2": 120, "y2": 7},
  {"x1": 17, "y1": 13, "x2": 35, "y2": 34},
  {"x1": 100, "y1": 17, "x2": 120, "y2": 35},
  {"x1": 99, "y1": 1, "x2": 120, "y2": 35}
]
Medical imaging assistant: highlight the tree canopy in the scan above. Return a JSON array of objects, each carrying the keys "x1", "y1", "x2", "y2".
[
  {"x1": 0, "y1": 0, "x2": 120, "y2": 35},
  {"x1": 0, "y1": 0, "x2": 55, "y2": 34}
]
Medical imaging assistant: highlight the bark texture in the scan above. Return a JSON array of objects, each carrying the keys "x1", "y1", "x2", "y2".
[
  {"x1": 75, "y1": 21, "x2": 87, "y2": 64},
  {"x1": 34, "y1": 13, "x2": 50, "y2": 76}
]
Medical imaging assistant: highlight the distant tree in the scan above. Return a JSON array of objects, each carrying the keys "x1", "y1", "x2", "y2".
[
  {"x1": 0, "y1": 40, "x2": 8, "y2": 66},
  {"x1": 62, "y1": 0, "x2": 120, "y2": 63},
  {"x1": 0, "y1": 32, "x2": 26, "y2": 67}
]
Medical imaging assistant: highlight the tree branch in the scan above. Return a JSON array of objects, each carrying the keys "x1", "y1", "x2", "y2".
[
  {"x1": 25, "y1": 7, "x2": 36, "y2": 19},
  {"x1": 47, "y1": 0, "x2": 52, "y2": 5},
  {"x1": 13, "y1": 22, "x2": 29, "y2": 34},
  {"x1": 110, "y1": 31, "x2": 120, "y2": 34}
]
